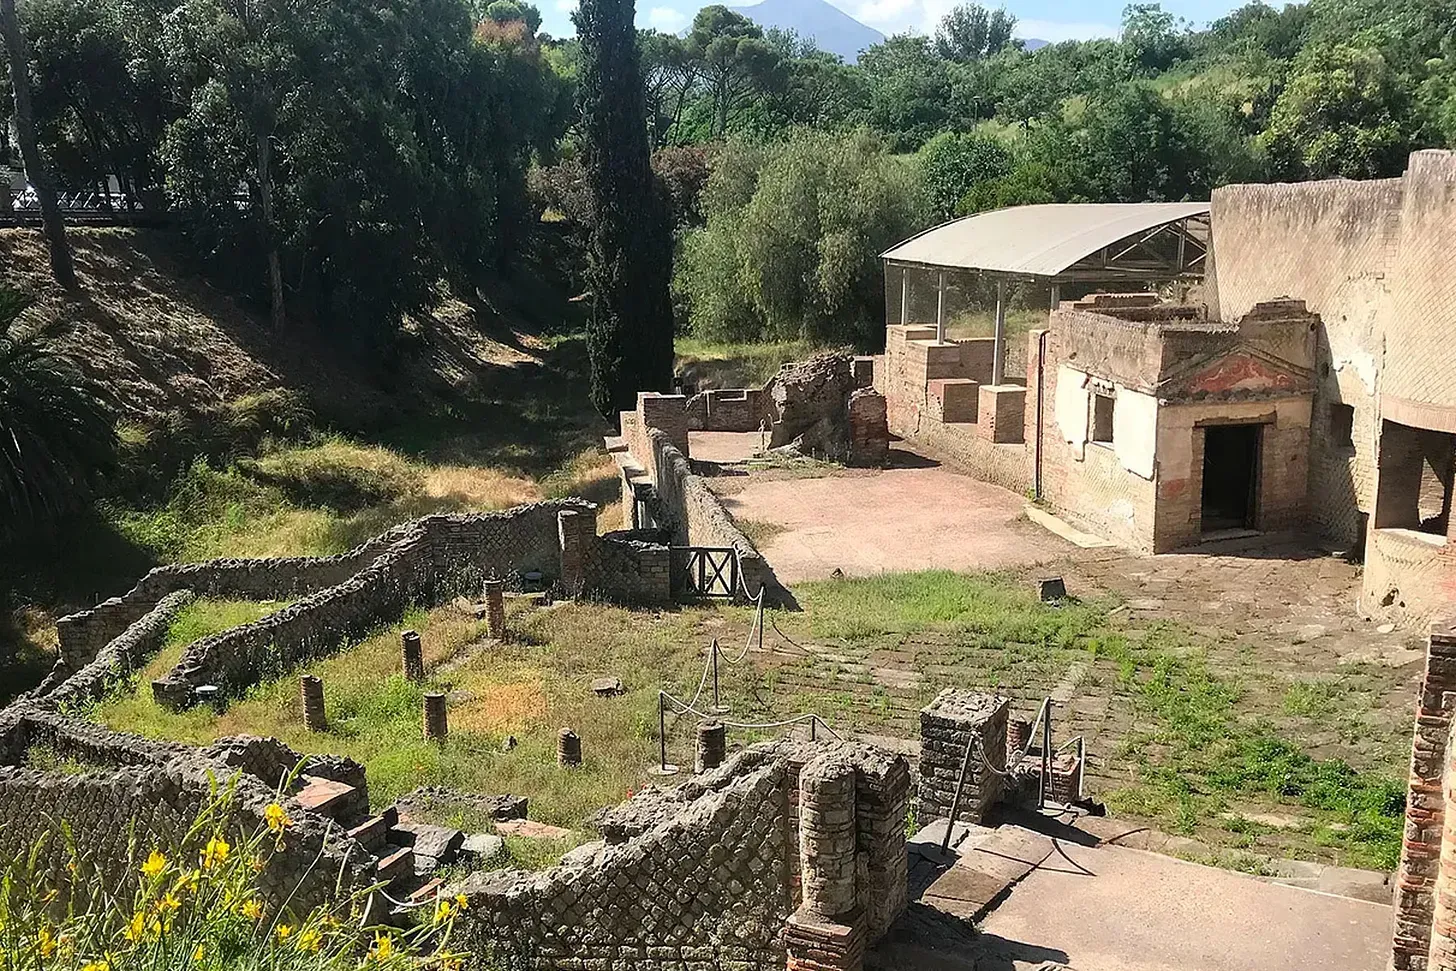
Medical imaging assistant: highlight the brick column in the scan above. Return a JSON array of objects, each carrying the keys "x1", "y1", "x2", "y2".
[
  {"x1": 1430, "y1": 726, "x2": 1456, "y2": 970},
  {"x1": 847, "y1": 389, "x2": 890, "y2": 468},
  {"x1": 483, "y1": 580, "x2": 506, "y2": 640},
  {"x1": 638, "y1": 393, "x2": 690, "y2": 457},
  {"x1": 916, "y1": 689, "x2": 1008, "y2": 826},
  {"x1": 786, "y1": 755, "x2": 864, "y2": 971},
  {"x1": 1393, "y1": 620, "x2": 1456, "y2": 970}
]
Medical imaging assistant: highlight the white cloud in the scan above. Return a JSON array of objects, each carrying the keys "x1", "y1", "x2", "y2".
[
  {"x1": 555, "y1": 0, "x2": 575, "y2": 12},
  {"x1": 853, "y1": 0, "x2": 919, "y2": 31},
  {"x1": 1014, "y1": 18, "x2": 1119, "y2": 43},
  {"x1": 647, "y1": 5, "x2": 689, "y2": 31}
]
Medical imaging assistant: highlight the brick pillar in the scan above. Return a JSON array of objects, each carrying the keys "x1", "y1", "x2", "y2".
[
  {"x1": 401, "y1": 630, "x2": 424, "y2": 682},
  {"x1": 1393, "y1": 620, "x2": 1456, "y2": 971},
  {"x1": 558, "y1": 510, "x2": 584, "y2": 598},
  {"x1": 787, "y1": 755, "x2": 864, "y2": 971},
  {"x1": 557, "y1": 728, "x2": 581, "y2": 767},
  {"x1": 423, "y1": 693, "x2": 448, "y2": 743},
  {"x1": 1430, "y1": 720, "x2": 1456, "y2": 970},
  {"x1": 847, "y1": 389, "x2": 890, "y2": 468},
  {"x1": 483, "y1": 579, "x2": 506, "y2": 639},
  {"x1": 696, "y1": 720, "x2": 726, "y2": 773},
  {"x1": 638, "y1": 393, "x2": 689, "y2": 457},
  {"x1": 916, "y1": 689, "x2": 1008, "y2": 826},
  {"x1": 856, "y1": 754, "x2": 911, "y2": 941},
  {"x1": 300, "y1": 675, "x2": 326, "y2": 732}
]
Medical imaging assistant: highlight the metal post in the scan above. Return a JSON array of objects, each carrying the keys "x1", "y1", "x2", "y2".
[
  {"x1": 936, "y1": 270, "x2": 946, "y2": 343},
  {"x1": 992, "y1": 278, "x2": 1007, "y2": 386},
  {"x1": 900, "y1": 267, "x2": 909, "y2": 325},
  {"x1": 1050, "y1": 283, "x2": 1061, "y2": 312},
  {"x1": 810, "y1": 716, "x2": 817, "y2": 741},
  {"x1": 659, "y1": 692, "x2": 668, "y2": 771},
  {"x1": 711, "y1": 638, "x2": 721, "y2": 711},
  {"x1": 940, "y1": 733, "x2": 977, "y2": 855},
  {"x1": 1040, "y1": 699, "x2": 1052, "y2": 811}
]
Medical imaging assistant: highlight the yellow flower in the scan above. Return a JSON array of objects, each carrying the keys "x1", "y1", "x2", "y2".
[
  {"x1": 80, "y1": 961, "x2": 111, "y2": 971},
  {"x1": 192, "y1": 943, "x2": 206, "y2": 963},
  {"x1": 275, "y1": 924, "x2": 294, "y2": 942},
  {"x1": 65, "y1": 860, "x2": 79, "y2": 877},
  {"x1": 36, "y1": 927, "x2": 57, "y2": 957},
  {"x1": 201, "y1": 836, "x2": 230, "y2": 869},
  {"x1": 173, "y1": 869, "x2": 200, "y2": 895},
  {"x1": 454, "y1": 894, "x2": 468, "y2": 911},
  {"x1": 41, "y1": 888, "x2": 59, "y2": 904},
  {"x1": 264, "y1": 802, "x2": 292, "y2": 833},
  {"x1": 370, "y1": 932, "x2": 394, "y2": 960},
  {"x1": 140, "y1": 850, "x2": 168, "y2": 878},
  {"x1": 240, "y1": 898, "x2": 264, "y2": 921},
  {"x1": 433, "y1": 899, "x2": 454, "y2": 924},
  {"x1": 154, "y1": 893, "x2": 181, "y2": 915},
  {"x1": 295, "y1": 926, "x2": 323, "y2": 952},
  {"x1": 124, "y1": 912, "x2": 147, "y2": 942}
]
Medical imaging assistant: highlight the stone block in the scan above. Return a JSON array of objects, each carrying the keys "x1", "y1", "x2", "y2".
[
  {"x1": 928, "y1": 378, "x2": 979, "y2": 423},
  {"x1": 976, "y1": 385, "x2": 1026, "y2": 444}
]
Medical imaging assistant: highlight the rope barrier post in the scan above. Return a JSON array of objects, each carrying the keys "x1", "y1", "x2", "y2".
[
  {"x1": 1040, "y1": 699, "x2": 1052, "y2": 811},
  {"x1": 810, "y1": 715, "x2": 817, "y2": 741},
  {"x1": 650, "y1": 691, "x2": 680, "y2": 776},
  {"x1": 711, "y1": 638, "x2": 721, "y2": 712},
  {"x1": 940, "y1": 733, "x2": 977, "y2": 856}
]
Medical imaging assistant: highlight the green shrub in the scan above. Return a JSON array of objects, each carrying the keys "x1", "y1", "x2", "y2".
[{"x1": 0, "y1": 781, "x2": 466, "y2": 970}]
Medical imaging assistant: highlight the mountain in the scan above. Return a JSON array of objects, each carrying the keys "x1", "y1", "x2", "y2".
[
  {"x1": 1021, "y1": 38, "x2": 1049, "y2": 51},
  {"x1": 730, "y1": 0, "x2": 884, "y2": 62}
]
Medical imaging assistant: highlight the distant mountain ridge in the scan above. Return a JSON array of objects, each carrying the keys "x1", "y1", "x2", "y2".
[{"x1": 729, "y1": 0, "x2": 883, "y2": 62}]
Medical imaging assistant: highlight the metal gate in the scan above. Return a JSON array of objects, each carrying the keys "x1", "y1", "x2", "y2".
[{"x1": 670, "y1": 547, "x2": 739, "y2": 600}]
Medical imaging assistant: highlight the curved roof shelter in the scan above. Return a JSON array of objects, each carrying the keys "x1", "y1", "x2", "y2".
[{"x1": 881, "y1": 202, "x2": 1211, "y2": 283}]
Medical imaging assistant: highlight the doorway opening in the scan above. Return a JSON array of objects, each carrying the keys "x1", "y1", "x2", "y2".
[{"x1": 1201, "y1": 424, "x2": 1261, "y2": 532}]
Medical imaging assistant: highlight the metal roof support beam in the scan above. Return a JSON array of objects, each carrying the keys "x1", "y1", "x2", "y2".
[
  {"x1": 992, "y1": 278, "x2": 1006, "y2": 386},
  {"x1": 936, "y1": 270, "x2": 946, "y2": 343}
]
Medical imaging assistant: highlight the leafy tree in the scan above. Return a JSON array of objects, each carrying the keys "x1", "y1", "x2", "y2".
[
  {"x1": 678, "y1": 130, "x2": 925, "y2": 347},
  {"x1": 685, "y1": 6, "x2": 784, "y2": 138},
  {"x1": 935, "y1": 4, "x2": 1016, "y2": 63},
  {"x1": 858, "y1": 34, "x2": 953, "y2": 149},
  {"x1": 1262, "y1": 41, "x2": 1412, "y2": 178},
  {"x1": 1122, "y1": 3, "x2": 1187, "y2": 74},
  {"x1": 0, "y1": 285, "x2": 115, "y2": 539},
  {"x1": 640, "y1": 29, "x2": 695, "y2": 146},
  {"x1": 577, "y1": 0, "x2": 675, "y2": 415},
  {"x1": 917, "y1": 130, "x2": 1013, "y2": 220},
  {"x1": 1, "y1": 0, "x2": 75, "y2": 289}
]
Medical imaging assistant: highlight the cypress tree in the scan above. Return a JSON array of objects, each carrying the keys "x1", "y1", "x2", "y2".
[{"x1": 576, "y1": 0, "x2": 675, "y2": 418}]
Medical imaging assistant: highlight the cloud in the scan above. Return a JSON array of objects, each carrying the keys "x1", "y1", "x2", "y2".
[
  {"x1": 853, "y1": 0, "x2": 919, "y2": 31},
  {"x1": 554, "y1": 0, "x2": 576, "y2": 12},
  {"x1": 1014, "y1": 18, "x2": 1119, "y2": 43},
  {"x1": 647, "y1": 5, "x2": 689, "y2": 31}
]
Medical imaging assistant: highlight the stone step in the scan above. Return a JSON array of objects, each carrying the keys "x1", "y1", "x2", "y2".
[
  {"x1": 347, "y1": 815, "x2": 390, "y2": 852},
  {"x1": 296, "y1": 775, "x2": 366, "y2": 823},
  {"x1": 375, "y1": 846, "x2": 414, "y2": 885}
]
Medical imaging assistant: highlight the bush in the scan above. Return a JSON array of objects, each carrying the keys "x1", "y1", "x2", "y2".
[
  {"x1": 676, "y1": 130, "x2": 927, "y2": 348},
  {"x1": 0, "y1": 781, "x2": 466, "y2": 969},
  {"x1": 237, "y1": 441, "x2": 423, "y2": 512}
]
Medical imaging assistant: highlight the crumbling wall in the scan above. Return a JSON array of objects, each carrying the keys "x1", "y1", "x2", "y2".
[
  {"x1": 0, "y1": 712, "x2": 367, "y2": 915},
  {"x1": 455, "y1": 739, "x2": 910, "y2": 971}
]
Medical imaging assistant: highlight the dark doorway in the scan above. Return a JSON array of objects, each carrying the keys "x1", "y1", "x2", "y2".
[{"x1": 1201, "y1": 424, "x2": 1261, "y2": 532}]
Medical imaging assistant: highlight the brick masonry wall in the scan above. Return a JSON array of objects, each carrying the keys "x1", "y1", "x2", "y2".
[
  {"x1": 32, "y1": 590, "x2": 197, "y2": 707},
  {"x1": 456, "y1": 739, "x2": 909, "y2": 971},
  {"x1": 0, "y1": 712, "x2": 369, "y2": 917},
  {"x1": 1392, "y1": 621, "x2": 1456, "y2": 971},
  {"x1": 685, "y1": 388, "x2": 770, "y2": 432}
]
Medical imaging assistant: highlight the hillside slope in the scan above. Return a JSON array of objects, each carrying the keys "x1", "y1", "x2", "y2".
[
  {"x1": 731, "y1": 0, "x2": 883, "y2": 61},
  {"x1": 0, "y1": 229, "x2": 555, "y2": 430}
]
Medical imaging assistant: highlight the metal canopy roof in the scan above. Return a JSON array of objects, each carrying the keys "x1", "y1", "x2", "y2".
[{"x1": 881, "y1": 202, "x2": 1211, "y2": 282}]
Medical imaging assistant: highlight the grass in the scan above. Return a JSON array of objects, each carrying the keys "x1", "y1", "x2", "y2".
[
  {"x1": 109, "y1": 436, "x2": 618, "y2": 563},
  {"x1": 89, "y1": 568, "x2": 1406, "y2": 873},
  {"x1": 675, "y1": 337, "x2": 831, "y2": 389}
]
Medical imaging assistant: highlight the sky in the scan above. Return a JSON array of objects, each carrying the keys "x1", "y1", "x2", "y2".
[{"x1": 539, "y1": 0, "x2": 1247, "y2": 45}]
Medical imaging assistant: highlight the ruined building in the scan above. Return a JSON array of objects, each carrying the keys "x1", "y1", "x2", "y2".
[{"x1": 878, "y1": 149, "x2": 1456, "y2": 623}]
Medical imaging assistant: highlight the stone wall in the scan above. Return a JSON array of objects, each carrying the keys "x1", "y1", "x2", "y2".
[
  {"x1": 455, "y1": 738, "x2": 910, "y2": 971},
  {"x1": 0, "y1": 709, "x2": 369, "y2": 916},
  {"x1": 685, "y1": 387, "x2": 770, "y2": 432},
  {"x1": 1391, "y1": 620, "x2": 1456, "y2": 971},
  {"x1": 916, "y1": 689, "x2": 1008, "y2": 826},
  {"x1": 33, "y1": 590, "x2": 196, "y2": 707}
]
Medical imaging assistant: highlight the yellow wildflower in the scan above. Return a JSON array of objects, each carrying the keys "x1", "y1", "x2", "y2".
[
  {"x1": 432, "y1": 899, "x2": 454, "y2": 924},
  {"x1": 370, "y1": 932, "x2": 395, "y2": 960},
  {"x1": 201, "y1": 836, "x2": 230, "y2": 869},
  {"x1": 41, "y1": 888, "x2": 59, "y2": 904},
  {"x1": 36, "y1": 927, "x2": 57, "y2": 957},
  {"x1": 80, "y1": 961, "x2": 111, "y2": 971},
  {"x1": 240, "y1": 898, "x2": 264, "y2": 921},
  {"x1": 192, "y1": 943, "x2": 206, "y2": 963},
  {"x1": 264, "y1": 802, "x2": 292, "y2": 833},
  {"x1": 154, "y1": 893, "x2": 181, "y2": 915},
  {"x1": 454, "y1": 894, "x2": 468, "y2": 911},
  {"x1": 140, "y1": 850, "x2": 168, "y2": 878},
  {"x1": 173, "y1": 868, "x2": 200, "y2": 895},
  {"x1": 275, "y1": 924, "x2": 294, "y2": 942},
  {"x1": 295, "y1": 926, "x2": 323, "y2": 952},
  {"x1": 65, "y1": 860, "x2": 78, "y2": 877},
  {"x1": 124, "y1": 912, "x2": 146, "y2": 942}
]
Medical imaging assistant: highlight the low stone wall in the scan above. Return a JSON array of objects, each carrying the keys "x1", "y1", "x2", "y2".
[
  {"x1": 454, "y1": 738, "x2": 910, "y2": 971},
  {"x1": 685, "y1": 387, "x2": 770, "y2": 432},
  {"x1": 0, "y1": 710, "x2": 368, "y2": 915},
  {"x1": 36, "y1": 590, "x2": 196, "y2": 708}
]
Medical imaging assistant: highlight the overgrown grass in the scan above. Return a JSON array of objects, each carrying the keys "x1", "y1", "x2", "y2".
[
  {"x1": 110, "y1": 437, "x2": 617, "y2": 562},
  {"x1": 675, "y1": 337, "x2": 830, "y2": 389}
]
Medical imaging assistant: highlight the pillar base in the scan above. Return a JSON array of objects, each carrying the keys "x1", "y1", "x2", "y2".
[{"x1": 784, "y1": 906, "x2": 864, "y2": 971}]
